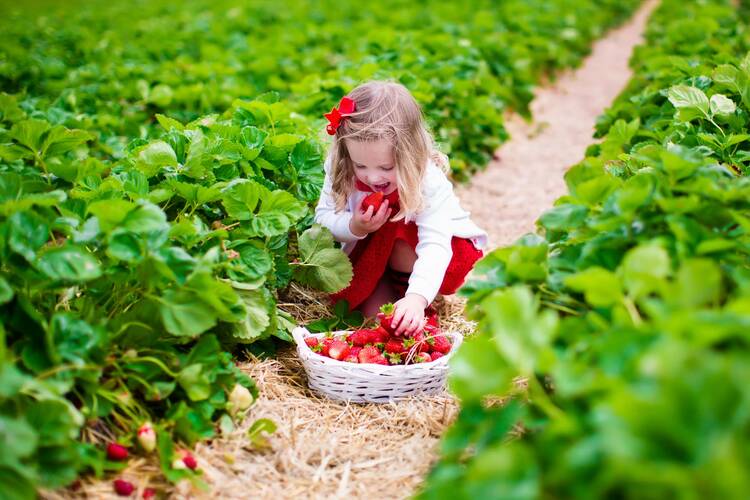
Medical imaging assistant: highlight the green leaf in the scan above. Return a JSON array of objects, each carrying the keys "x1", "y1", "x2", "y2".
[
  {"x1": 35, "y1": 245, "x2": 102, "y2": 282},
  {"x1": 565, "y1": 267, "x2": 623, "y2": 307},
  {"x1": 667, "y1": 85, "x2": 710, "y2": 122},
  {"x1": 232, "y1": 288, "x2": 271, "y2": 341},
  {"x1": 246, "y1": 189, "x2": 307, "y2": 237},
  {"x1": 134, "y1": 141, "x2": 177, "y2": 178},
  {"x1": 708, "y1": 94, "x2": 736, "y2": 117},
  {"x1": 159, "y1": 289, "x2": 218, "y2": 337},
  {"x1": 538, "y1": 204, "x2": 588, "y2": 231},
  {"x1": 673, "y1": 259, "x2": 722, "y2": 308},
  {"x1": 221, "y1": 180, "x2": 262, "y2": 220},
  {"x1": 294, "y1": 225, "x2": 353, "y2": 292},
  {"x1": 620, "y1": 244, "x2": 670, "y2": 299},
  {"x1": 246, "y1": 418, "x2": 277, "y2": 449},
  {"x1": 177, "y1": 364, "x2": 212, "y2": 401},
  {"x1": 155, "y1": 113, "x2": 185, "y2": 132},
  {"x1": 0, "y1": 276, "x2": 13, "y2": 305},
  {"x1": 9, "y1": 119, "x2": 50, "y2": 153}
]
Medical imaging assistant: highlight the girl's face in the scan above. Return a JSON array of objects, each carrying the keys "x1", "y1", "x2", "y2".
[{"x1": 345, "y1": 138, "x2": 397, "y2": 194}]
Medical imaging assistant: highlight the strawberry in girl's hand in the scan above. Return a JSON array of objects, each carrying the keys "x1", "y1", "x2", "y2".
[
  {"x1": 361, "y1": 191, "x2": 385, "y2": 212},
  {"x1": 377, "y1": 303, "x2": 396, "y2": 333},
  {"x1": 328, "y1": 340, "x2": 351, "y2": 360}
]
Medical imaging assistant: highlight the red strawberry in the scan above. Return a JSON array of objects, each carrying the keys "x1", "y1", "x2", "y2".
[
  {"x1": 358, "y1": 346, "x2": 388, "y2": 364},
  {"x1": 349, "y1": 346, "x2": 362, "y2": 357},
  {"x1": 304, "y1": 337, "x2": 319, "y2": 349},
  {"x1": 143, "y1": 488, "x2": 156, "y2": 499},
  {"x1": 411, "y1": 331, "x2": 430, "y2": 353},
  {"x1": 384, "y1": 338, "x2": 406, "y2": 354},
  {"x1": 343, "y1": 354, "x2": 359, "y2": 363},
  {"x1": 320, "y1": 337, "x2": 334, "y2": 357},
  {"x1": 369, "y1": 326, "x2": 390, "y2": 344},
  {"x1": 413, "y1": 352, "x2": 432, "y2": 363},
  {"x1": 430, "y1": 352, "x2": 446, "y2": 361},
  {"x1": 107, "y1": 443, "x2": 129, "y2": 461},
  {"x1": 361, "y1": 191, "x2": 384, "y2": 212},
  {"x1": 328, "y1": 340, "x2": 350, "y2": 361},
  {"x1": 113, "y1": 479, "x2": 135, "y2": 496},
  {"x1": 377, "y1": 303, "x2": 396, "y2": 333},
  {"x1": 429, "y1": 335, "x2": 452, "y2": 354},
  {"x1": 372, "y1": 356, "x2": 389, "y2": 365},
  {"x1": 425, "y1": 308, "x2": 439, "y2": 327},
  {"x1": 348, "y1": 329, "x2": 372, "y2": 347}
]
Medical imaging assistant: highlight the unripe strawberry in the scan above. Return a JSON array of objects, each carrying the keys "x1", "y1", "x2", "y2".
[
  {"x1": 137, "y1": 422, "x2": 156, "y2": 453},
  {"x1": 229, "y1": 384, "x2": 253, "y2": 414},
  {"x1": 113, "y1": 479, "x2": 135, "y2": 496},
  {"x1": 107, "y1": 443, "x2": 129, "y2": 461}
]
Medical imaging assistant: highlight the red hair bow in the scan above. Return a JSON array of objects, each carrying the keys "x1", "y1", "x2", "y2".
[{"x1": 324, "y1": 96, "x2": 356, "y2": 135}]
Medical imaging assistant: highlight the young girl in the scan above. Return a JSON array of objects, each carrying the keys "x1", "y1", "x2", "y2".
[{"x1": 314, "y1": 81, "x2": 487, "y2": 336}]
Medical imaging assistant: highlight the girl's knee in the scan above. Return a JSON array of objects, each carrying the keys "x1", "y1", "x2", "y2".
[{"x1": 389, "y1": 239, "x2": 417, "y2": 273}]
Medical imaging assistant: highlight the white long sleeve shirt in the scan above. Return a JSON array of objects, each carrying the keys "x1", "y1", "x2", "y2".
[{"x1": 314, "y1": 157, "x2": 488, "y2": 304}]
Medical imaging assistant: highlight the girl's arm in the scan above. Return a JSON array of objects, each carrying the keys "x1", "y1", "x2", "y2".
[
  {"x1": 407, "y1": 172, "x2": 455, "y2": 305},
  {"x1": 314, "y1": 160, "x2": 367, "y2": 243}
]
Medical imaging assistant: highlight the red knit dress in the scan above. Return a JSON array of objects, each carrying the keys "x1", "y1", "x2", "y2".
[{"x1": 331, "y1": 180, "x2": 484, "y2": 310}]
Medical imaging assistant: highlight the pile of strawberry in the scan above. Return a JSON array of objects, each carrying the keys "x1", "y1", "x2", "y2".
[{"x1": 304, "y1": 304, "x2": 452, "y2": 365}]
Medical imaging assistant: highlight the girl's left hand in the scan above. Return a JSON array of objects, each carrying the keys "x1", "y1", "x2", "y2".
[{"x1": 391, "y1": 293, "x2": 428, "y2": 336}]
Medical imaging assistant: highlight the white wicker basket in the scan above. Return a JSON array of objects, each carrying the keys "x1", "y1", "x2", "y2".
[{"x1": 292, "y1": 326, "x2": 463, "y2": 403}]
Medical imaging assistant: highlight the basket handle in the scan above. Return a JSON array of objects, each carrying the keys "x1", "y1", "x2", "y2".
[{"x1": 291, "y1": 326, "x2": 310, "y2": 348}]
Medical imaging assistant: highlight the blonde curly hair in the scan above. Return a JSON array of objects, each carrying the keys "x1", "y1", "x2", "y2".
[{"x1": 326, "y1": 80, "x2": 448, "y2": 221}]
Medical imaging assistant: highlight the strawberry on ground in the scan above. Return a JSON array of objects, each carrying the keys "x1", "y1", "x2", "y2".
[
  {"x1": 113, "y1": 479, "x2": 135, "y2": 496},
  {"x1": 107, "y1": 443, "x2": 129, "y2": 461},
  {"x1": 328, "y1": 339, "x2": 351, "y2": 360}
]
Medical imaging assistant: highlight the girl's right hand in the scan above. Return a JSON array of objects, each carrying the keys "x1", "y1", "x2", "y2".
[{"x1": 350, "y1": 199, "x2": 391, "y2": 237}]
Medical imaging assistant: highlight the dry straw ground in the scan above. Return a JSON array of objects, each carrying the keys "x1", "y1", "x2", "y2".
[{"x1": 49, "y1": 1, "x2": 656, "y2": 497}]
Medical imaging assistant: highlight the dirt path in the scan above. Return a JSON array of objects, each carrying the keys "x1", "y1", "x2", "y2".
[{"x1": 457, "y1": 0, "x2": 657, "y2": 247}]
